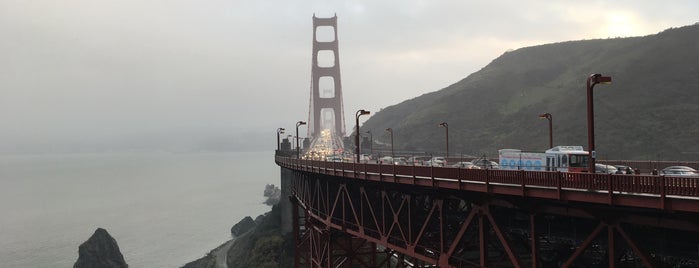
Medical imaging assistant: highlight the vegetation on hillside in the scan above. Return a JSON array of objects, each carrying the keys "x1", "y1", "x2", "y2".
[
  {"x1": 362, "y1": 24, "x2": 699, "y2": 161},
  {"x1": 225, "y1": 205, "x2": 294, "y2": 267}
]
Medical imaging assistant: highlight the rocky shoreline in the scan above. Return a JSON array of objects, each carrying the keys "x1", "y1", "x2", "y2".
[
  {"x1": 74, "y1": 185, "x2": 290, "y2": 268},
  {"x1": 181, "y1": 204, "x2": 292, "y2": 268},
  {"x1": 180, "y1": 238, "x2": 235, "y2": 268}
]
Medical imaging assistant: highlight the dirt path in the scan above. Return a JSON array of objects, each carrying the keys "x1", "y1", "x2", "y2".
[{"x1": 211, "y1": 239, "x2": 234, "y2": 268}]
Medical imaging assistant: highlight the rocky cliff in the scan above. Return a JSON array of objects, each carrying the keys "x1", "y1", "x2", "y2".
[
  {"x1": 226, "y1": 205, "x2": 293, "y2": 268},
  {"x1": 74, "y1": 228, "x2": 128, "y2": 268},
  {"x1": 231, "y1": 216, "x2": 256, "y2": 237}
]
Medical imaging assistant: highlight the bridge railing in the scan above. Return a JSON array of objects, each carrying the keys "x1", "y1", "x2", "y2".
[{"x1": 277, "y1": 157, "x2": 699, "y2": 199}]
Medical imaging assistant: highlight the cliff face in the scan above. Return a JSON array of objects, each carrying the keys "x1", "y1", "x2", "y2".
[
  {"x1": 231, "y1": 216, "x2": 256, "y2": 237},
  {"x1": 74, "y1": 228, "x2": 128, "y2": 268}
]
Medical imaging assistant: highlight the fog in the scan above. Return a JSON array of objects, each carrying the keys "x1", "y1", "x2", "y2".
[{"x1": 1, "y1": 0, "x2": 696, "y2": 153}]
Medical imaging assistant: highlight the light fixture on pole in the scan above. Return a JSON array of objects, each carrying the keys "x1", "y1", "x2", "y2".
[
  {"x1": 295, "y1": 121, "x2": 306, "y2": 159},
  {"x1": 538, "y1": 113, "x2": 553, "y2": 149},
  {"x1": 276, "y1": 128, "x2": 285, "y2": 151},
  {"x1": 439, "y1": 122, "x2": 449, "y2": 164},
  {"x1": 586, "y1": 74, "x2": 612, "y2": 173},
  {"x1": 355, "y1": 109, "x2": 370, "y2": 163}
]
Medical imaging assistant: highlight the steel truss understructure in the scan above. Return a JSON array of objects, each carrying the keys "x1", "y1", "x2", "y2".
[{"x1": 289, "y1": 170, "x2": 699, "y2": 268}]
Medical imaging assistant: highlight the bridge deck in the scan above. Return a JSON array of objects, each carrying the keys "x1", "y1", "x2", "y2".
[{"x1": 277, "y1": 157, "x2": 699, "y2": 213}]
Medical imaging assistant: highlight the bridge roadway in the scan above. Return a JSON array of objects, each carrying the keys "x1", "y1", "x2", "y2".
[
  {"x1": 279, "y1": 157, "x2": 699, "y2": 213},
  {"x1": 277, "y1": 156, "x2": 699, "y2": 267}
]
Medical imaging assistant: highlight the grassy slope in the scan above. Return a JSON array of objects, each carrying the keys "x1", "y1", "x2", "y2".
[{"x1": 362, "y1": 24, "x2": 699, "y2": 160}]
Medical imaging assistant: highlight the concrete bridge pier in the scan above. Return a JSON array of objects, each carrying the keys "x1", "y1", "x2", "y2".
[{"x1": 280, "y1": 166, "x2": 294, "y2": 234}]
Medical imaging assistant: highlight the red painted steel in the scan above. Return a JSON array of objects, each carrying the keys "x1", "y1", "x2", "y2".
[
  {"x1": 278, "y1": 157, "x2": 699, "y2": 213},
  {"x1": 280, "y1": 156, "x2": 699, "y2": 267}
]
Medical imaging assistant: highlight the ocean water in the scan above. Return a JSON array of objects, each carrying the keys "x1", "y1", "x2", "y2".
[{"x1": 0, "y1": 151, "x2": 278, "y2": 268}]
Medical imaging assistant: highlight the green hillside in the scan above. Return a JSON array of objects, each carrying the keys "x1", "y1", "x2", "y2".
[{"x1": 361, "y1": 24, "x2": 699, "y2": 161}]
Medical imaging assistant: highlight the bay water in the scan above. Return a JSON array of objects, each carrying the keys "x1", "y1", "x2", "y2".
[{"x1": 0, "y1": 151, "x2": 278, "y2": 267}]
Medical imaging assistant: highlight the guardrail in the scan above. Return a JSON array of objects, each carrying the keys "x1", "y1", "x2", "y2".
[{"x1": 276, "y1": 156, "x2": 699, "y2": 213}]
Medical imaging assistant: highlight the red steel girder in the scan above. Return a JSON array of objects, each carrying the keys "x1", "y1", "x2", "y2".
[
  {"x1": 291, "y1": 174, "x2": 531, "y2": 267},
  {"x1": 287, "y1": 167, "x2": 698, "y2": 267}
]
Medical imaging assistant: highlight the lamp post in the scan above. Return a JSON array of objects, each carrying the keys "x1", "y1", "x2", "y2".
[
  {"x1": 385, "y1": 128, "x2": 394, "y2": 159},
  {"x1": 538, "y1": 113, "x2": 553, "y2": 149},
  {"x1": 276, "y1": 128, "x2": 285, "y2": 151},
  {"x1": 355, "y1": 109, "x2": 370, "y2": 163},
  {"x1": 366, "y1": 130, "x2": 373, "y2": 156},
  {"x1": 295, "y1": 121, "x2": 306, "y2": 159},
  {"x1": 439, "y1": 122, "x2": 449, "y2": 164},
  {"x1": 586, "y1": 74, "x2": 612, "y2": 173}
]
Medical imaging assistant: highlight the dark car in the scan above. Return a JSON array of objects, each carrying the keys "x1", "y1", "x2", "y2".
[{"x1": 614, "y1": 165, "x2": 634, "y2": 174}]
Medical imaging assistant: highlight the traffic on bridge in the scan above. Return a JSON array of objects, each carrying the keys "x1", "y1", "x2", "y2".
[{"x1": 275, "y1": 15, "x2": 699, "y2": 268}]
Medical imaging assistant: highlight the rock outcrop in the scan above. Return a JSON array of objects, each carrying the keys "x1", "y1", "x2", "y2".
[
  {"x1": 231, "y1": 216, "x2": 256, "y2": 237},
  {"x1": 226, "y1": 205, "x2": 293, "y2": 268},
  {"x1": 74, "y1": 228, "x2": 128, "y2": 268},
  {"x1": 263, "y1": 184, "x2": 281, "y2": 206}
]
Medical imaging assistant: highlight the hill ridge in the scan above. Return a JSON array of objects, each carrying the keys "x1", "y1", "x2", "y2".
[{"x1": 362, "y1": 24, "x2": 699, "y2": 160}]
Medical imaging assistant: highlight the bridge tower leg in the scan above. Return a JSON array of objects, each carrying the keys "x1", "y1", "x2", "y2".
[{"x1": 308, "y1": 14, "x2": 346, "y2": 143}]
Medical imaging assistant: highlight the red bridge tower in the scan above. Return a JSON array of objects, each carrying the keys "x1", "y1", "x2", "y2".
[{"x1": 308, "y1": 14, "x2": 346, "y2": 144}]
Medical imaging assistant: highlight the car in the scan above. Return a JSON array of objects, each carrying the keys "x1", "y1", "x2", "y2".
[
  {"x1": 450, "y1": 162, "x2": 481, "y2": 169},
  {"x1": 663, "y1": 166, "x2": 697, "y2": 171},
  {"x1": 614, "y1": 165, "x2": 635, "y2": 174},
  {"x1": 471, "y1": 158, "x2": 499, "y2": 169},
  {"x1": 661, "y1": 166, "x2": 699, "y2": 177},
  {"x1": 326, "y1": 155, "x2": 343, "y2": 162},
  {"x1": 358, "y1": 154, "x2": 372, "y2": 163},
  {"x1": 408, "y1": 156, "x2": 432, "y2": 166},
  {"x1": 595, "y1": 164, "x2": 618, "y2": 174},
  {"x1": 378, "y1": 156, "x2": 407, "y2": 165},
  {"x1": 426, "y1": 157, "x2": 446, "y2": 167},
  {"x1": 393, "y1": 157, "x2": 408, "y2": 165},
  {"x1": 379, "y1": 156, "x2": 393, "y2": 164}
]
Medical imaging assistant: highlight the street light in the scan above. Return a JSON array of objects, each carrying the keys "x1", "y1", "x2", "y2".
[
  {"x1": 355, "y1": 109, "x2": 370, "y2": 163},
  {"x1": 586, "y1": 73, "x2": 612, "y2": 173},
  {"x1": 385, "y1": 128, "x2": 394, "y2": 159},
  {"x1": 439, "y1": 122, "x2": 449, "y2": 164},
  {"x1": 296, "y1": 121, "x2": 306, "y2": 159},
  {"x1": 276, "y1": 128, "x2": 285, "y2": 151},
  {"x1": 366, "y1": 130, "x2": 373, "y2": 156},
  {"x1": 538, "y1": 113, "x2": 552, "y2": 149}
]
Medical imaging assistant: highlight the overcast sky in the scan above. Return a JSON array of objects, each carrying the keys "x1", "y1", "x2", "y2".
[{"x1": 1, "y1": 0, "x2": 697, "y2": 153}]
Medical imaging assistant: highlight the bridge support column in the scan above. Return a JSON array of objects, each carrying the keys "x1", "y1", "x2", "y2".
[
  {"x1": 531, "y1": 214, "x2": 538, "y2": 268},
  {"x1": 281, "y1": 167, "x2": 295, "y2": 234},
  {"x1": 608, "y1": 225, "x2": 616, "y2": 268},
  {"x1": 291, "y1": 196, "x2": 302, "y2": 268},
  {"x1": 479, "y1": 213, "x2": 487, "y2": 267}
]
